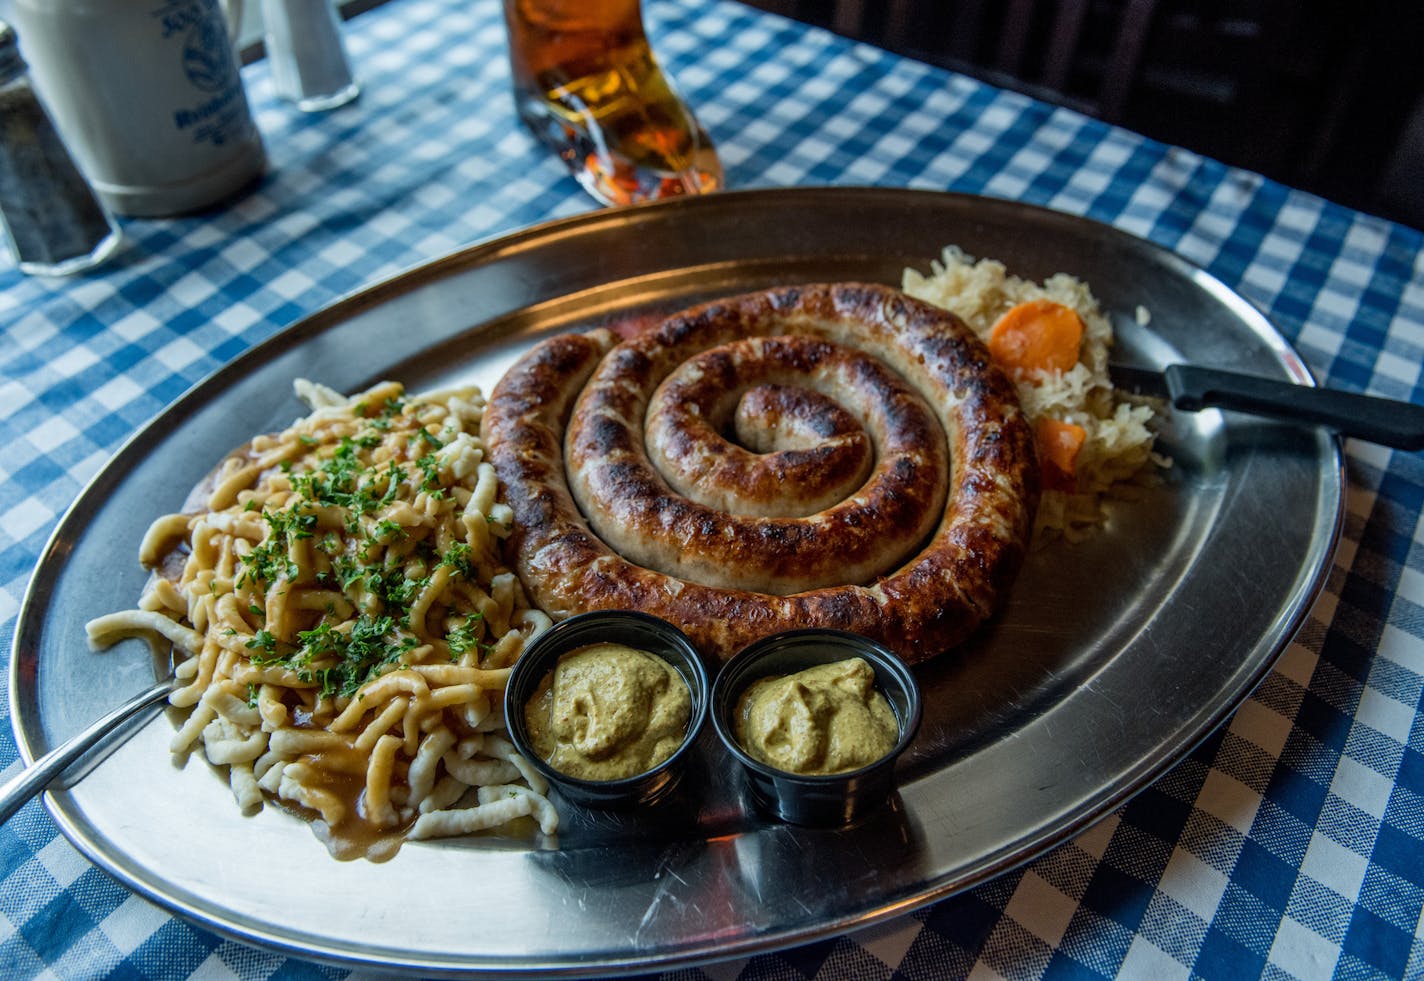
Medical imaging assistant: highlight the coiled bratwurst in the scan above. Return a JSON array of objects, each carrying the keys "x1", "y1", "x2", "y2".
[{"x1": 481, "y1": 282, "x2": 1039, "y2": 664}]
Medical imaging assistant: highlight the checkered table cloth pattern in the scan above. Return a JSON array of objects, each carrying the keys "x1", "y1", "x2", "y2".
[{"x1": 3, "y1": 0, "x2": 1422, "y2": 978}]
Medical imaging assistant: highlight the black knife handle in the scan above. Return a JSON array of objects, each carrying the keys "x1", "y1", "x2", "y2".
[{"x1": 1165, "y1": 364, "x2": 1424, "y2": 451}]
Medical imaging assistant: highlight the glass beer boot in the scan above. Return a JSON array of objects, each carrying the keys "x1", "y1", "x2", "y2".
[{"x1": 504, "y1": 0, "x2": 723, "y2": 207}]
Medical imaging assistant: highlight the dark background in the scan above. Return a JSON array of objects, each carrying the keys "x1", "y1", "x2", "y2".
[{"x1": 736, "y1": 0, "x2": 1424, "y2": 232}]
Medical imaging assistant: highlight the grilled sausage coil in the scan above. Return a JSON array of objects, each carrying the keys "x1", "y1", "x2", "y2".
[{"x1": 481, "y1": 282, "x2": 1039, "y2": 663}]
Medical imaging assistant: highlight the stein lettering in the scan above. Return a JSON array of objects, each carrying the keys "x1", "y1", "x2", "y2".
[
  {"x1": 158, "y1": 1, "x2": 207, "y2": 40},
  {"x1": 174, "y1": 83, "x2": 239, "y2": 131}
]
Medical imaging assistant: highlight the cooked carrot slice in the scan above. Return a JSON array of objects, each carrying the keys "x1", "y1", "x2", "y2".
[
  {"x1": 1036, "y1": 417, "x2": 1087, "y2": 492},
  {"x1": 988, "y1": 299, "x2": 1085, "y2": 377}
]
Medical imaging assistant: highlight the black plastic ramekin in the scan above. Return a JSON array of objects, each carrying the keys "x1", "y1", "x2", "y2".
[
  {"x1": 711, "y1": 629, "x2": 922, "y2": 826},
  {"x1": 504, "y1": 610, "x2": 710, "y2": 808}
]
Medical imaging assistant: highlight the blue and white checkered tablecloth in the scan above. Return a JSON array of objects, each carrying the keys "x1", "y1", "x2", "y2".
[{"x1": 3, "y1": 0, "x2": 1423, "y2": 978}]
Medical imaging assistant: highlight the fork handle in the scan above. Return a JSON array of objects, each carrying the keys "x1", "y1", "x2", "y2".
[
  {"x1": 1166, "y1": 364, "x2": 1424, "y2": 451},
  {"x1": 0, "y1": 680, "x2": 171, "y2": 826}
]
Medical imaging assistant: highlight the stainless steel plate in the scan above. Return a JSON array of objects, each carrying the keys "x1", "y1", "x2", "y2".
[{"x1": 10, "y1": 188, "x2": 1343, "y2": 976}]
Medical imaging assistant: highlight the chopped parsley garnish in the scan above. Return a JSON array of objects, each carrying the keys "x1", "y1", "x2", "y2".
[
  {"x1": 247, "y1": 614, "x2": 420, "y2": 699},
  {"x1": 245, "y1": 629, "x2": 278, "y2": 656},
  {"x1": 445, "y1": 614, "x2": 484, "y2": 658},
  {"x1": 233, "y1": 394, "x2": 493, "y2": 694},
  {"x1": 412, "y1": 428, "x2": 444, "y2": 449},
  {"x1": 414, "y1": 453, "x2": 444, "y2": 496},
  {"x1": 440, "y1": 541, "x2": 474, "y2": 580}
]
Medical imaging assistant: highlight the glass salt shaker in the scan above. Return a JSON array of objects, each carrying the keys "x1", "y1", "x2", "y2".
[
  {"x1": 0, "y1": 20, "x2": 121, "y2": 276},
  {"x1": 262, "y1": 0, "x2": 360, "y2": 112}
]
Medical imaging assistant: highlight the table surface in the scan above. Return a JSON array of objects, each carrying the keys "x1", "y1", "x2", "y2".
[{"x1": 3, "y1": 1, "x2": 1423, "y2": 978}]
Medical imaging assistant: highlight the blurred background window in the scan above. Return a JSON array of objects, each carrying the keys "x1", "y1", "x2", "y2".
[
  {"x1": 738, "y1": 0, "x2": 1424, "y2": 231},
  {"x1": 0, "y1": 0, "x2": 1415, "y2": 229}
]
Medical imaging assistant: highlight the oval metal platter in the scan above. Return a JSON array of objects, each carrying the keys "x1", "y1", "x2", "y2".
[{"x1": 10, "y1": 188, "x2": 1344, "y2": 976}]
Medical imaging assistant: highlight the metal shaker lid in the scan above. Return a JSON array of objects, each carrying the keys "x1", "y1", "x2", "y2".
[{"x1": 0, "y1": 21, "x2": 24, "y2": 85}]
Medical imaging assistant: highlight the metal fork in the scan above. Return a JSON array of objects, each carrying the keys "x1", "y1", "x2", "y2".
[{"x1": 0, "y1": 679, "x2": 171, "y2": 825}]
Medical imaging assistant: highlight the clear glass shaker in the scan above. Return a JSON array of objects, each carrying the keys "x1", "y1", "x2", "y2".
[
  {"x1": 262, "y1": 0, "x2": 360, "y2": 112},
  {"x1": 0, "y1": 20, "x2": 121, "y2": 276}
]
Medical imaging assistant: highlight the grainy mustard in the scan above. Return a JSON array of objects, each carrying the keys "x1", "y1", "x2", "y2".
[
  {"x1": 524, "y1": 642, "x2": 691, "y2": 781},
  {"x1": 734, "y1": 657, "x2": 898, "y2": 775}
]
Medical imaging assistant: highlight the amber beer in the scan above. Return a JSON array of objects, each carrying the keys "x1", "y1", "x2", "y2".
[{"x1": 503, "y1": 0, "x2": 722, "y2": 206}]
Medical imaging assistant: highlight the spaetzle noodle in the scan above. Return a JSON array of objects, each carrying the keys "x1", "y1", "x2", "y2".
[{"x1": 86, "y1": 379, "x2": 557, "y2": 860}]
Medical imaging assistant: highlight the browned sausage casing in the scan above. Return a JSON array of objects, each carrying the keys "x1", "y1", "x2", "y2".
[{"x1": 481, "y1": 282, "x2": 1039, "y2": 663}]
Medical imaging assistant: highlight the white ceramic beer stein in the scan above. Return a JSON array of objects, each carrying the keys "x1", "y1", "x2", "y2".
[{"x1": 9, "y1": 0, "x2": 267, "y2": 217}]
